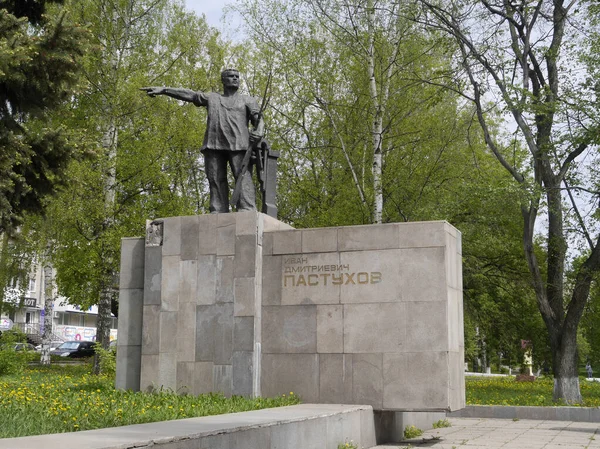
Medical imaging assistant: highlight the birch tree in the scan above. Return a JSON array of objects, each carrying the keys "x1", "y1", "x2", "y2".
[{"x1": 237, "y1": 0, "x2": 450, "y2": 224}]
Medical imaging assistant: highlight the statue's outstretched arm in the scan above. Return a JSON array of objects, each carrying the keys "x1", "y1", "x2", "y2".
[{"x1": 140, "y1": 87, "x2": 198, "y2": 103}]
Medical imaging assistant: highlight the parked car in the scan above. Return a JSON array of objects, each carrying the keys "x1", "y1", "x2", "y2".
[
  {"x1": 2, "y1": 342, "x2": 36, "y2": 352},
  {"x1": 35, "y1": 341, "x2": 65, "y2": 352},
  {"x1": 50, "y1": 341, "x2": 95, "y2": 358}
]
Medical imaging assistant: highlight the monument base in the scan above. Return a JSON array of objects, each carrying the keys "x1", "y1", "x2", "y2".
[{"x1": 117, "y1": 212, "x2": 465, "y2": 412}]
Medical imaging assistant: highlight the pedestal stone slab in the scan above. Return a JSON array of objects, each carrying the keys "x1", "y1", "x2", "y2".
[
  {"x1": 272, "y1": 230, "x2": 301, "y2": 255},
  {"x1": 118, "y1": 289, "x2": 144, "y2": 346},
  {"x1": 316, "y1": 305, "x2": 343, "y2": 353},
  {"x1": 120, "y1": 238, "x2": 145, "y2": 289},
  {"x1": 232, "y1": 351, "x2": 253, "y2": 396},
  {"x1": 213, "y1": 364, "x2": 232, "y2": 396},
  {"x1": 234, "y1": 317, "x2": 254, "y2": 351},
  {"x1": 140, "y1": 354, "x2": 159, "y2": 392},
  {"x1": 143, "y1": 245, "x2": 162, "y2": 305},
  {"x1": 235, "y1": 235, "x2": 257, "y2": 278},
  {"x1": 216, "y1": 256, "x2": 234, "y2": 303},
  {"x1": 196, "y1": 303, "x2": 233, "y2": 364},
  {"x1": 352, "y1": 353, "x2": 384, "y2": 409},
  {"x1": 159, "y1": 311, "x2": 178, "y2": 353},
  {"x1": 397, "y1": 221, "x2": 447, "y2": 249},
  {"x1": 180, "y1": 216, "x2": 199, "y2": 261},
  {"x1": 193, "y1": 361, "x2": 214, "y2": 395},
  {"x1": 141, "y1": 305, "x2": 160, "y2": 355},
  {"x1": 343, "y1": 303, "x2": 406, "y2": 353},
  {"x1": 262, "y1": 305, "x2": 317, "y2": 354},
  {"x1": 338, "y1": 223, "x2": 399, "y2": 251},
  {"x1": 115, "y1": 345, "x2": 141, "y2": 391},
  {"x1": 179, "y1": 260, "x2": 198, "y2": 303},
  {"x1": 404, "y1": 301, "x2": 448, "y2": 352},
  {"x1": 119, "y1": 215, "x2": 464, "y2": 412},
  {"x1": 198, "y1": 214, "x2": 217, "y2": 255},
  {"x1": 217, "y1": 222, "x2": 235, "y2": 256},
  {"x1": 261, "y1": 354, "x2": 319, "y2": 402},
  {"x1": 177, "y1": 302, "x2": 197, "y2": 361},
  {"x1": 319, "y1": 354, "x2": 352, "y2": 404},
  {"x1": 234, "y1": 277, "x2": 255, "y2": 316},
  {"x1": 197, "y1": 256, "x2": 217, "y2": 305},
  {"x1": 262, "y1": 256, "x2": 282, "y2": 306},
  {"x1": 176, "y1": 361, "x2": 195, "y2": 394},
  {"x1": 162, "y1": 217, "x2": 181, "y2": 256},
  {"x1": 161, "y1": 256, "x2": 180, "y2": 312},
  {"x1": 383, "y1": 352, "x2": 449, "y2": 410},
  {"x1": 301, "y1": 228, "x2": 338, "y2": 253}
]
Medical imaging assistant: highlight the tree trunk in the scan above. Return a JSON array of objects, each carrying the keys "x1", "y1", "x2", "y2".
[
  {"x1": 93, "y1": 277, "x2": 113, "y2": 374},
  {"x1": 93, "y1": 122, "x2": 117, "y2": 375},
  {"x1": 552, "y1": 326, "x2": 582, "y2": 403},
  {"x1": 366, "y1": 0, "x2": 383, "y2": 224},
  {"x1": 40, "y1": 265, "x2": 53, "y2": 365},
  {"x1": 0, "y1": 233, "x2": 8, "y2": 316}
]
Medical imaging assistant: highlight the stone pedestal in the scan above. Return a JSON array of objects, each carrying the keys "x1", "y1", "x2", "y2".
[{"x1": 117, "y1": 213, "x2": 465, "y2": 411}]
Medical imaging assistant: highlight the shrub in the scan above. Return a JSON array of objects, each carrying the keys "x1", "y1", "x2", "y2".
[
  {"x1": 433, "y1": 418, "x2": 452, "y2": 428},
  {"x1": 95, "y1": 344, "x2": 116, "y2": 376},
  {"x1": 0, "y1": 331, "x2": 31, "y2": 376},
  {"x1": 404, "y1": 425, "x2": 424, "y2": 439}
]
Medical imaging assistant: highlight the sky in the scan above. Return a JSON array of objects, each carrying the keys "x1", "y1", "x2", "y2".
[{"x1": 183, "y1": 0, "x2": 231, "y2": 28}]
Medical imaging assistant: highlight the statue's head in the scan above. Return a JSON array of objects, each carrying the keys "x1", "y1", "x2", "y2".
[{"x1": 221, "y1": 69, "x2": 240, "y2": 89}]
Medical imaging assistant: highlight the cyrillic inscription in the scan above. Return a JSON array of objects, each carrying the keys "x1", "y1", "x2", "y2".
[
  {"x1": 282, "y1": 256, "x2": 382, "y2": 287},
  {"x1": 284, "y1": 272, "x2": 382, "y2": 287}
]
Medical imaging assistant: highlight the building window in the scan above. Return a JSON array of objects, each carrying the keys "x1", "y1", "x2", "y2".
[{"x1": 28, "y1": 276, "x2": 36, "y2": 293}]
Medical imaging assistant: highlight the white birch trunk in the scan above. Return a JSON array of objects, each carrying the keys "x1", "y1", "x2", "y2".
[
  {"x1": 40, "y1": 265, "x2": 53, "y2": 365},
  {"x1": 367, "y1": 0, "x2": 383, "y2": 224},
  {"x1": 94, "y1": 123, "x2": 118, "y2": 374}
]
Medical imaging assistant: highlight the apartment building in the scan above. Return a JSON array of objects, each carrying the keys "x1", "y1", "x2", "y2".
[{"x1": 1, "y1": 264, "x2": 117, "y2": 345}]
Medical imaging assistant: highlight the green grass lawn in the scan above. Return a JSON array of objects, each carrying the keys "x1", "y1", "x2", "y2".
[
  {"x1": 466, "y1": 376, "x2": 600, "y2": 407},
  {"x1": 0, "y1": 363, "x2": 300, "y2": 438},
  {"x1": 3, "y1": 365, "x2": 600, "y2": 439}
]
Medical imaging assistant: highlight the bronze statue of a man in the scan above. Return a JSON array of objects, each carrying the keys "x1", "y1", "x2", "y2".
[{"x1": 141, "y1": 69, "x2": 263, "y2": 213}]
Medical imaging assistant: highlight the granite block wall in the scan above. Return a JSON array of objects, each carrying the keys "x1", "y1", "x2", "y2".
[
  {"x1": 117, "y1": 215, "x2": 464, "y2": 412},
  {"x1": 260, "y1": 221, "x2": 465, "y2": 411},
  {"x1": 116, "y1": 237, "x2": 145, "y2": 391},
  {"x1": 119, "y1": 212, "x2": 291, "y2": 396}
]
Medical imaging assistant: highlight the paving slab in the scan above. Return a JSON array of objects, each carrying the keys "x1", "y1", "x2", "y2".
[{"x1": 369, "y1": 417, "x2": 600, "y2": 449}]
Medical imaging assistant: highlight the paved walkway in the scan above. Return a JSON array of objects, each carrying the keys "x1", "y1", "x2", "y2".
[{"x1": 371, "y1": 417, "x2": 600, "y2": 449}]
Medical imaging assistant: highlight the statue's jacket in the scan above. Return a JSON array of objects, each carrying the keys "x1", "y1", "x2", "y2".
[{"x1": 193, "y1": 91, "x2": 260, "y2": 152}]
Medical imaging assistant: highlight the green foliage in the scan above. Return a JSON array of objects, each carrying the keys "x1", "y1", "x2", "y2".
[
  {"x1": 0, "y1": 349, "x2": 27, "y2": 376},
  {"x1": 0, "y1": 0, "x2": 89, "y2": 233},
  {"x1": 337, "y1": 441, "x2": 358, "y2": 449},
  {"x1": 235, "y1": 0, "x2": 550, "y2": 376},
  {"x1": 432, "y1": 419, "x2": 451, "y2": 429},
  {"x1": 404, "y1": 425, "x2": 424, "y2": 439},
  {"x1": 236, "y1": 0, "x2": 475, "y2": 227},
  {"x1": 35, "y1": 0, "x2": 226, "y2": 313},
  {"x1": 581, "y1": 275, "x2": 600, "y2": 368},
  {"x1": 94, "y1": 344, "x2": 116, "y2": 376},
  {"x1": 0, "y1": 363, "x2": 301, "y2": 438},
  {"x1": 0, "y1": 328, "x2": 28, "y2": 344},
  {"x1": 0, "y1": 330, "x2": 31, "y2": 375}
]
